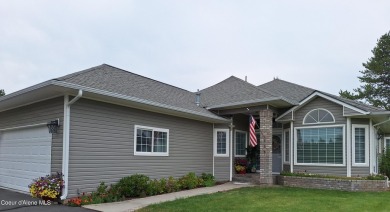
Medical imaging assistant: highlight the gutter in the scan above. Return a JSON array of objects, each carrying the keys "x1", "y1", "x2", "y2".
[
  {"x1": 206, "y1": 97, "x2": 298, "y2": 110},
  {"x1": 61, "y1": 90, "x2": 83, "y2": 200},
  {"x1": 51, "y1": 81, "x2": 229, "y2": 123}
]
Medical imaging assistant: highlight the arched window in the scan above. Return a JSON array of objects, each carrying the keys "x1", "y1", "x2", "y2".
[{"x1": 303, "y1": 109, "x2": 335, "y2": 124}]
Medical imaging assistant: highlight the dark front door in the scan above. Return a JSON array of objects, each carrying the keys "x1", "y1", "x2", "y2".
[{"x1": 272, "y1": 135, "x2": 282, "y2": 173}]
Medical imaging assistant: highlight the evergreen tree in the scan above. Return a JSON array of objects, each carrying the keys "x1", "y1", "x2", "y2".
[
  {"x1": 339, "y1": 31, "x2": 390, "y2": 110},
  {"x1": 0, "y1": 89, "x2": 4, "y2": 96}
]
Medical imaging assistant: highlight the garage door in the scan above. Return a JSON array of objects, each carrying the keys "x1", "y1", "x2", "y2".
[{"x1": 0, "y1": 126, "x2": 51, "y2": 192}]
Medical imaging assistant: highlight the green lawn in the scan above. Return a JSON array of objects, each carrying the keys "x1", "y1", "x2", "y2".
[{"x1": 138, "y1": 187, "x2": 390, "y2": 212}]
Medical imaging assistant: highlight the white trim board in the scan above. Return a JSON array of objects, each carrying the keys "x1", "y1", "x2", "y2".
[{"x1": 276, "y1": 92, "x2": 369, "y2": 121}]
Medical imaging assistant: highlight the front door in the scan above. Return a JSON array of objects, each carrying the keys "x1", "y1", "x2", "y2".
[
  {"x1": 272, "y1": 135, "x2": 282, "y2": 173},
  {"x1": 253, "y1": 134, "x2": 282, "y2": 173}
]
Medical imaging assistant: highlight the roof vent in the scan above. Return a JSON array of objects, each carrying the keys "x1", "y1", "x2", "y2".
[{"x1": 195, "y1": 90, "x2": 201, "y2": 106}]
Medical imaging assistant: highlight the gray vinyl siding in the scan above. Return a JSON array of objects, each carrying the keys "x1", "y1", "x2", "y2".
[
  {"x1": 351, "y1": 118, "x2": 370, "y2": 125},
  {"x1": 351, "y1": 167, "x2": 370, "y2": 176},
  {"x1": 293, "y1": 97, "x2": 347, "y2": 176},
  {"x1": 292, "y1": 166, "x2": 346, "y2": 176},
  {"x1": 0, "y1": 97, "x2": 64, "y2": 173},
  {"x1": 68, "y1": 98, "x2": 215, "y2": 197},
  {"x1": 343, "y1": 107, "x2": 364, "y2": 116},
  {"x1": 214, "y1": 157, "x2": 230, "y2": 181}
]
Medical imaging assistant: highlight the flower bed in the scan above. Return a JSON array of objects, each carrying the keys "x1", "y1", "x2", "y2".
[
  {"x1": 278, "y1": 173, "x2": 389, "y2": 192},
  {"x1": 67, "y1": 172, "x2": 216, "y2": 207}
]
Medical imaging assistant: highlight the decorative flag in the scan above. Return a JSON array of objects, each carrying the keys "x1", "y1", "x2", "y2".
[{"x1": 249, "y1": 115, "x2": 257, "y2": 147}]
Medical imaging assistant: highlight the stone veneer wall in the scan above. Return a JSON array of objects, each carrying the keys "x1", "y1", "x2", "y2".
[{"x1": 278, "y1": 176, "x2": 388, "y2": 192}]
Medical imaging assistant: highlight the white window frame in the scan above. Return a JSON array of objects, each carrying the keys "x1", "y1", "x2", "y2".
[
  {"x1": 235, "y1": 130, "x2": 247, "y2": 157},
  {"x1": 294, "y1": 124, "x2": 345, "y2": 166},
  {"x1": 385, "y1": 137, "x2": 390, "y2": 150},
  {"x1": 352, "y1": 124, "x2": 369, "y2": 167},
  {"x1": 302, "y1": 108, "x2": 335, "y2": 125},
  {"x1": 214, "y1": 128, "x2": 229, "y2": 157},
  {"x1": 134, "y1": 125, "x2": 169, "y2": 156},
  {"x1": 283, "y1": 129, "x2": 290, "y2": 164}
]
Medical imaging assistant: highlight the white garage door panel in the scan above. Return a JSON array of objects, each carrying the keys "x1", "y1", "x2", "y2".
[{"x1": 0, "y1": 127, "x2": 51, "y2": 192}]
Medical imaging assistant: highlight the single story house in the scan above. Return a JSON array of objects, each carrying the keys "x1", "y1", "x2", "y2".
[{"x1": 0, "y1": 64, "x2": 389, "y2": 199}]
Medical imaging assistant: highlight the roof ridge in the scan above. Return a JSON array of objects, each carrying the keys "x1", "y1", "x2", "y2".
[
  {"x1": 231, "y1": 76, "x2": 280, "y2": 98},
  {"x1": 199, "y1": 76, "x2": 236, "y2": 92},
  {"x1": 269, "y1": 78, "x2": 315, "y2": 91},
  {"x1": 58, "y1": 64, "x2": 194, "y2": 94},
  {"x1": 101, "y1": 64, "x2": 194, "y2": 93},
  {"x1": 55, "y1": 64, "x2": 106, "y2": 81}
]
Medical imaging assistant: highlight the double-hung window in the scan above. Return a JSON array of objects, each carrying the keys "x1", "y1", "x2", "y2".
[
  {"x1": 134, "y1": 125, "x2": 169, "y2": 156},
  {"x1": 214, "y1": 129, "x2": 229, "y2": 157},
  {"x1": 352, "y1": 125, "x2": 369, "y2": 166},
  {"x1": 235, "y1": 130, "x2": 247, "y2": 157}
]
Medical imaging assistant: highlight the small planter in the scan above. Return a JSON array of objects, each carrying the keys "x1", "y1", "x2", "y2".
[{"x1": 238, "y1": 170, "x2": 246, "y2": 174}]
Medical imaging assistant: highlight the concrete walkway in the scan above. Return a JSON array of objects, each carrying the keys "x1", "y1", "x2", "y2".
[{"x1": 83, "y1": 182, "x2": 252, "y2": 212}]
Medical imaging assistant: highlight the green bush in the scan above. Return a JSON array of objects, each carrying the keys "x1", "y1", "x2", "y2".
[
  {"x1": 166, "y1": 176, "x2": 180, "y2": 193},
  {"x1": 146, "y1": 178, "x2": 167, "y2": 196},
  {"x1": 365, "y1": 174, "x2": 386, "y2": 180},
  {"x1": 67, "y1": 172, "x2": 216, "y2": 207},
  {"x1": 178, "y1": 172, "x2": 199, "y2": 189},
  {"x1": 379, "y1": 149, "x2": 390, "y2": 178},
  {"x1": 200, "y1": 173, "x2": 216, "y2": 187},
  {"x1": 117, "y1": 174, "x2": 150, "y2": 197}
]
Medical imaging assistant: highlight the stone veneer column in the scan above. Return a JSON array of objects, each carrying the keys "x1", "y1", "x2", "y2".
[{"x1": 259, "y1": 109, "x2": 273, "y2": 184}]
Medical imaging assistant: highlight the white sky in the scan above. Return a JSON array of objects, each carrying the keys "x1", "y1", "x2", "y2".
[{"x1": 1, "y1": 0, "x2": 389, "y2": 95}]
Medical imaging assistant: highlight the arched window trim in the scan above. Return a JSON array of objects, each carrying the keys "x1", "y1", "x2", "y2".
[{"x1": 302, "y1": 108, "x2": 335, "y2": 125}]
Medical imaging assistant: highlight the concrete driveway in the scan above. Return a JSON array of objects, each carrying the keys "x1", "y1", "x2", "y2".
[{"x1": 0, "y1": 189, "x2": 94, "y2": 212}]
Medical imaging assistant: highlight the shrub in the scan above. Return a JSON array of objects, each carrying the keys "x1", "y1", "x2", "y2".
[
  {"x1": 28, "y1": 172, "x2": 64, "y2": 199},
  {"x1": 200, "y1": 173, "x2": 216, "y2": 187},
  {"x1": 166, "y1": 176, "x2": 180, "y2": 193},
  {"x1": 365, "y1": 174, "x2": 386, "y2": 180},
  {"x1": 379, "y1": 149, "x2": 390, "y2": 178},
  {"x1": 117, "y1": 174, "x2": 150, "y2": 197},
  {"x1": 178, "y1": 172, "x2": 199, "y2": 189}
]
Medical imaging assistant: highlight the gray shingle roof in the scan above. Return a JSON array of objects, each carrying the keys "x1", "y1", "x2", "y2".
[
  {"x1": 55, "y1": 65, "x2": 386, "y2": 116},
  {"x1": 258, "y1": 78, "x2": 387, "y2": 113},
  {"x1": 258, "y1": 79, "x2": 315, "y2": 103},
  {"x1": 199, "y1": 76, "x2": 281, "y2": 108},
  {"x1": 55, "y1": 64, "x2": 222, "y2": 118}
]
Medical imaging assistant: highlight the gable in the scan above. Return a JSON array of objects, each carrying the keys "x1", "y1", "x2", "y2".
[{"x1": 293, "y1": 96, "x2": 345, "y2": 127}]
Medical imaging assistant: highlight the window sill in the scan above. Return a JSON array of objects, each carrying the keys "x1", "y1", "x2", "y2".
[
  {"x1": 294, "y1": 163, "x2": 345, "y2": 167},
  {"x1": 352, "y1": 163, "x2": 369, "y2": 167},
  {"x1": 214, "y1": 154, "x2": 229, "y2": 157},
  {"x1": 134, "y1": 152, "x2": 169, "y2": 157}
]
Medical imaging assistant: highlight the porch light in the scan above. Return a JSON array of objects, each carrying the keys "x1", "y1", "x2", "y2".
[{"x1": 47, "y1": 119, "x2": 60, "y2": 134}]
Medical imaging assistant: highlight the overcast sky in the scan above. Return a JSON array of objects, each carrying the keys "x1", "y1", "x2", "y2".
[{"x1": 1, "y1": 1, "x2": 389, "y2": 95}]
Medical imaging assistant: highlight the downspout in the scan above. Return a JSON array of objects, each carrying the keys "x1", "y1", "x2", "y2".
[
  {"x1": 212, "y1": 123, "x2": 215, "y2": 177},
  {"x1": 229, "y1": 121, "x2": 235, "y2": 182},
  {"x1": 61, "y1": 90, "x2": 83, "y2": 200}
]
